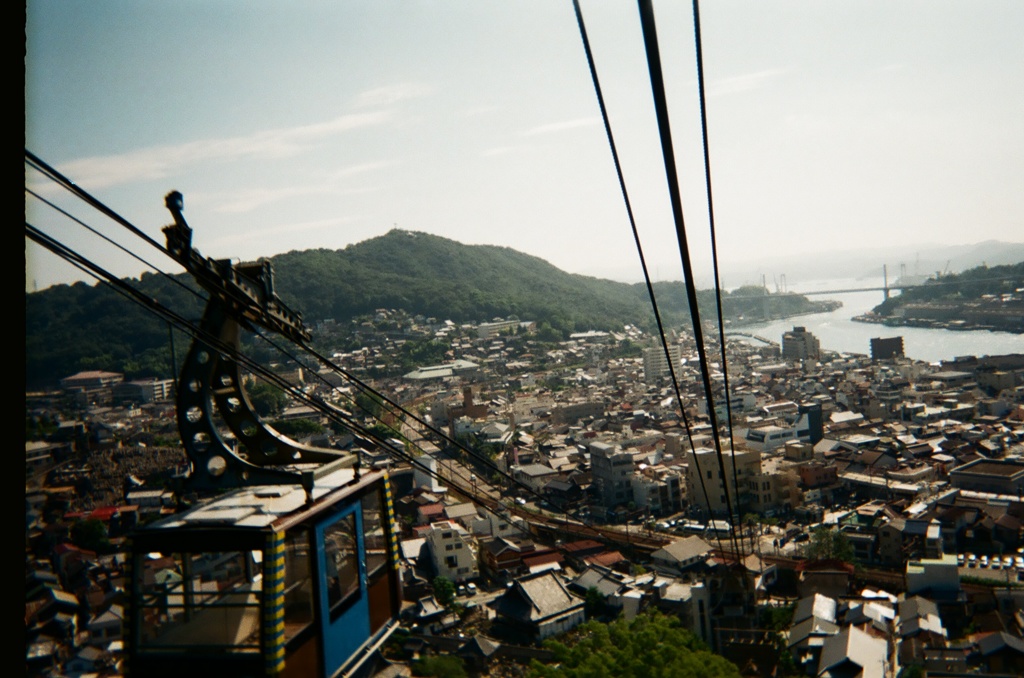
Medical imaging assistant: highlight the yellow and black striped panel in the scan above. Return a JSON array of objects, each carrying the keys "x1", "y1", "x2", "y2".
[
  {"x1": 263, "y1": 531, "x2": 286, "y2": 675},
  {"x1": 382, "y1": 472, "x2": 400, "y2": 570}
]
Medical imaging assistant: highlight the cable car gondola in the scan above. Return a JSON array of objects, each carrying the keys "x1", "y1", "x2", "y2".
[
  {"x1": 124, "y1": 194, "x2": 402, "y2": 677},
  {"x1": 125, "y1": 464, "x2": 401, "y2": 677}
]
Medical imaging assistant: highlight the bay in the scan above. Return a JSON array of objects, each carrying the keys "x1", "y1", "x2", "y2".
[{"x1": 729, "y1": 278, "x2": 1022, "y2": 363}]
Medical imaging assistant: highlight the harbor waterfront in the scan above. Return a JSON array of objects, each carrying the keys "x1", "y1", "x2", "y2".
[{"x1": 731, "y1": 279, "x2": 1023, "y2": 362}]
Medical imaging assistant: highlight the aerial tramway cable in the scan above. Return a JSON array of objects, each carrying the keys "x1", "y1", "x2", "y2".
[
  {"x1": 572, "y1": 0, "x2": 729, "y2": 556},
  {"x1": 689, "y1": 0, "x2": 747, "y2": 556},
  {"x1": 25, "y1": 219, "x2": 509, "y2": 524},
  {"x1": 635, "y1": 0, "x2": 742, "y2": 556}
]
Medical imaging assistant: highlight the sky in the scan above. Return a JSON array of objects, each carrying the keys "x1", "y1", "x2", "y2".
[{"x1": 25, "y1": 1, "x2": 1024, "y2": 294}]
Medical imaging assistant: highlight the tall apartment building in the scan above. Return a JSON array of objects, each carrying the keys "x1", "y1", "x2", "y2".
[
  {"x1": 113, "y1": 379, "x2": 175, "y2": 405},
  {"x1": 781, "y1": 326, "x2": 820, "y2": 361},
  {"x1": 426, "y1": 520, "x2": 478, "y2": 583},
  {"x1": 870, "y1": 336, "x2": 905, "y2": 360},
  {"x1": 631, "y1": 466, "x2": 683, "y2": 516},
  {"x1": 551, "y1": 400, "x2": 606, "y2": 425},
  {"x1": 590, "y1": 441, "x2": 635, "y2": 509},
  {"x1": 684, "y1": 447, "x2": 760, "y2": 517},
  {"x1": 643, "y1": 345, "x2": 682, "y2": 382},
  {"x1": 477, "y1": 319, "x2": 520, "y2": 339}
]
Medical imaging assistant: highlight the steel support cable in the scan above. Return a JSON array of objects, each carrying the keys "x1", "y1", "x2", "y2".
[
  {"x1": 25, "y1": 155, "x2": 430, "y2": 461},
  {"x1": 30, "y1": 220, "x2": 637, "y2": 551},
  {"x1": 636, "y1": 0, "x2": 741, "y2": 557},
  {"x1": 690, "y1": 0, "x2": 743, "y2": 553},
  {"x1": 24, "y1": 156, "x2": 460, "y2": 467},
  {"x1": 251, "y1": 302, "x2": 659, "y2": 549},
  {"x1": 26, "y1": 150, "x2": 166, "y2": 253},
  {"x1": 29, "y1": 153, "x2": 325, "y2": 362},
  {"x1": 572, "y1": 0, "x2": 727, "y2": 555}
]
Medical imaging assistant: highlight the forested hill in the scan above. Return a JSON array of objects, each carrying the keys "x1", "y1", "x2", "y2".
[
  {"x1": 26, "y1": 229, "x2": 829, "y2": 388},
  {"x1": 269, "y1": 230, "x2": 660, "y2": 332}
]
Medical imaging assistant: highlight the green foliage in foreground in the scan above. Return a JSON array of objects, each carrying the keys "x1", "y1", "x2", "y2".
[
  {"x1": 529, "y1": 611, "x2": 741, "y2": 678},
  {"x1": 270, "y1": 418, "x2": 324, "y2": 437},
  {"x1": 805, "y1": 525, "x2": 856, "y2": 564},
  {"x1": 433, "y1": 576, "x2": 456, "y2": 608},
  {"x1": 412, "y1": 655, "x2": 467, "y2": 678}
]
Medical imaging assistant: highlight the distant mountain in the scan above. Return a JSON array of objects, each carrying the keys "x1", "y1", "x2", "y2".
[
  {"x1": 25, "y1": 229, "x2": 831, "y2": 389},
  {"x1": 268, "y1": 229, "x2": 661, "y2": 331}
]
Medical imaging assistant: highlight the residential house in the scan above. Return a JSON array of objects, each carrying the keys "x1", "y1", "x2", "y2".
[
  {"x1": 649, "y1": 536, "x2": 712, "y2": 575},
  {"x1": 492, "y1": 571, "x2": 585, "y2": 640}
]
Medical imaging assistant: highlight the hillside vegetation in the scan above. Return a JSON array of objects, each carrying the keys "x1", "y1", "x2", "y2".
[
  {"x1": 872, "y1": 261, "x2": 1024, "y2": 315},
  {"x1": 26, "y1": 230, "x2": 831, "y2": 388}
]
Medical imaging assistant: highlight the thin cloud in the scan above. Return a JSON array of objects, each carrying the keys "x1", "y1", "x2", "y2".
[
  {"x1": 353, "y1": 82, "x2": 433, "y2": 108},
  {"x1": 215, "y1": 180, "x2": 385, "y2": 215},
  {"x1": 481, "y1": 145, "x2": 518, "y2": 157},
  {"x1": 216, "y1": 172, "x2": 389, "y2": 214},
  {"x1": 463, "y1": 104, "x2": 501, "y2": 117},
  {"x1": 521, "y1": 117, "x2": 599, "y2": 136},
  {"x1": 223, "y1": 216, "x2": 356, "y2": 242},
  {"x1": 206, "y1": 215, "x2": 358, "y2": 252},
  {"x1": 217, "y1": 185, "x2": 336, "y2": 214},
  {"x1": 708, "y1": 68, "x2": 786, "y2": 97},
  {"x1": 59, "y1": 111, "x2": 393, "y2": 190},
  {"x1": 326, "y1": 160, "x2": 394, "y2": 180},
  {"x1": 877, "y1": 63, "x2": 908, "y2": 73}
]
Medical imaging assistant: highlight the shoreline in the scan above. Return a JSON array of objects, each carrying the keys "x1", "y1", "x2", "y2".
[
  {"x1": 726, "y1": 302, "x2": 843, "y2": 329},
  {"x1": 852, "y1": 313, "x2": 1024, "y2": 335}
]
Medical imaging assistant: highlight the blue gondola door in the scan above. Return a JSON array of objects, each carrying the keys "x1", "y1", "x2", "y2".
[{"x1": 314, "y1": 503, "x2": 370, "y2": 677}]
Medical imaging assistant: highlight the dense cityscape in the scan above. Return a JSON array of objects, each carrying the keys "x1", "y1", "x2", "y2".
[
  {"x1": 25, "y1": 298, "x2": 1024, "y2": 677},
  {"x1": 25, "y1": 1, "x2": 1024, "y2": 675}
]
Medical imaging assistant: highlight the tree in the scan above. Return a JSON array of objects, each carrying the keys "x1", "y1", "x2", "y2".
[
  {"x1": 271, "y1": 418, "x2": 324, "y2": 437},
  {"x1": 413, "y1": 655, "x2": 467, "y2": 678},
  {"x1": 584, "y1": 586, "x2": 605, "y2": 619},
  {"x1": 897, "y1": 665, "x2": 925, "y2": 678},
  {"x1": 246, "y1": 380, "x2": 288, "y2": 417},
  {"x1": 805, "y1": 525, "x2": 855, "y2": 563},
  {"x1": 759, "y1": 604, "x2": 795, "y2": 631},
  {"x1": 355, "y1": 390, "x2": 386, "y2": 419},
  {"x1": 433, "y1": 576, "x2": 456, "y2": 608},
  {"x1": 71, "y1": 518, "x2": 112, "y2": 554},
  {"x1": 530, "y1": 610, "x2": 742, "y2": 678}
]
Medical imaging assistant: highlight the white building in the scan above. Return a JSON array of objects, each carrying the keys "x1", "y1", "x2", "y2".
[
  {"x1": 684, "y1": 447, "x2": 760, "y2": 517},
  {"x1": 643, "y1": 345, "x2": 682, "y2": 382},
  {"x1": 425, "y1": 521, "x2": 478, "y2": 583}
]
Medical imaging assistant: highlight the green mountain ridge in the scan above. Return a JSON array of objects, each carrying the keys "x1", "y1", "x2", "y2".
[{"x1": 26, "y1": 229, "x2": 829, "y2": 389}]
